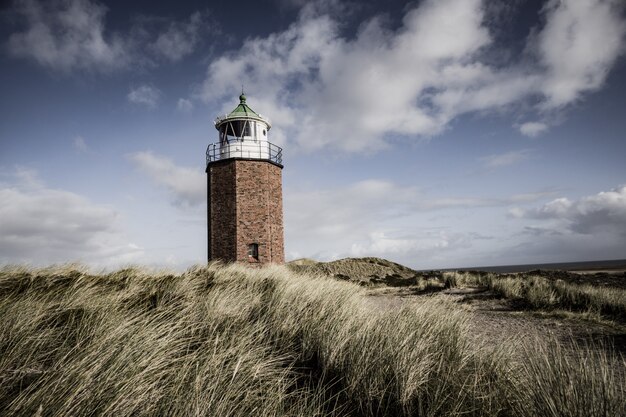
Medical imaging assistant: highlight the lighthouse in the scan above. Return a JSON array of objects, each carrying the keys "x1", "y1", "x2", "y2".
[{"x1": 206, "y1": 94, "x2": 285, "y2": 265}]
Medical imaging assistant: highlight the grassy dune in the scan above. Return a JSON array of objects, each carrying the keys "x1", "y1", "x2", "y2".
[
  {"x1": 443, "y1": 271, "x2": 626, "y2": 321},
  {"x1": 291, "y1": 258, "x2": 626, "y2": 322},
  {"x1": 0, "y1": 263, "x2": 624, "y2": 416},
  {"x1": 289, "y1": 257, "x2": 420, "y2": 285}
]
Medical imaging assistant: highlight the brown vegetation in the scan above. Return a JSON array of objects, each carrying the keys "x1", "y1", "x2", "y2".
[{"x1": 0, "y1": 262, "x2": 624, "y2": 416}]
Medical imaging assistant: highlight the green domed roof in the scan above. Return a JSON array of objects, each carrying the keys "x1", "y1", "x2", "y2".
[
  {"x1": 227, "y1": 94, "x2": 259, "y2": 118},
  {"x1": 215, "y1": 94, "x2": 271, "y2": 128}
]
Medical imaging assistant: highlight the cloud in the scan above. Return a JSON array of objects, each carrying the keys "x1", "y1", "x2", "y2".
[
  {"x1": 5, "y1": 166, "x2": 43, "y2": 189},
  {"x1": 521, "y1": 226, "x2": 563, "y2": 237},
  {"x1": 536, "y1": 0, "x2": 626, "y2": 109},
  {"x1": 177, "y1": 98, "x2": 194, "y2": 112},
  {"x1": 287, "y1": 179, "x2": 551, "y2": 234},
  {"x1": 0, "y1": 169, "x2": 142, "y2": 266},
  {"x1": 422, "y1": 191, "x2": 554, "y2": 210},
  {"x1": 199, "y1": 0, "x2": 491, "y2": 151},
  {"x1": 73, "y1": 135, "x2": 89, "y2": 152},
  {"x1": 507, "y1": 186, "x2": 626, "y2": 263},
  {"x1": 6, "y1": 0, "x2": 211, "y2": 72},
  {"x1": 127, "y1": 85, "x2": 161, "y2": 108},
  {"x1": 480, "y1": 149, "x2": 532, "y2": 169},
  {"x1": 151, "y1": 11, "x2": 205, "y2": 61},
  {"x1": 198, "y1": 0, "x2": 625, "y2": 152},
  {"x1": 285, "y1": 179, "x2": 552, "y2": 263},
  {"x1": 350, "y1": 230, "x2": 471, "y2": 259},
  {"x1": 6, "y1": 0, "x2": 129, "y2": 72},
  {"x1": 512, "y1": 185, "x2": 626, "y2": 235},
  {"x1": 518, "y1": 122, "x2": 548, "y2": 137},
  {"x1": 129, "y1": 151, "x2": 205, "y2": 206}
]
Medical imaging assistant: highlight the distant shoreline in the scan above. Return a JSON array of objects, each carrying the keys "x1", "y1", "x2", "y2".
[{"x1": 438, "y1": 259, "x2": 626, "y2": 273}]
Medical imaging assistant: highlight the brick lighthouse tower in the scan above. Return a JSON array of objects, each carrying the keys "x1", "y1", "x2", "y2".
[{"x1": 206, "y1": 94, "x2": 284, "y2": 265}]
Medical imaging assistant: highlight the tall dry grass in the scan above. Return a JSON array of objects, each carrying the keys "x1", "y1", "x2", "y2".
[
  {"x1": 443, "y1": 271, "x2": 626, "y2": 320},
  {"x1": 288, "y1": 257, "x2": 419, "y2": 285},
  {"x1": 0, "y1": 263, "x2": 624, "y2": 416}
]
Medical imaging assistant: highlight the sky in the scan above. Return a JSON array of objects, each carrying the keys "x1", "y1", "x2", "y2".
[{"x1": 1, "y1": 0, "x2": 625, "y2": 270}]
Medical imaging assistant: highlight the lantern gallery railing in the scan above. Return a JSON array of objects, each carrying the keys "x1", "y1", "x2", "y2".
[{"x1": 206, "y1": 141, "x2": 283, "y2": 167}]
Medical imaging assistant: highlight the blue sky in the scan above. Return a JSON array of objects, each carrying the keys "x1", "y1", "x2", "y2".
[{"x1": 1, "y1": 0, "x2": 625, "y2": 270}]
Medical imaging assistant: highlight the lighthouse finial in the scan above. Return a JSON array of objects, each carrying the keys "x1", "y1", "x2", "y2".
[{"x1": 239, "y1": 85, "x2": 246, "y2": 103}]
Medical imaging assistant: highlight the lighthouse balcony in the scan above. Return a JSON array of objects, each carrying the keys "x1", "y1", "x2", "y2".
[{"x1": 206, "y1": 140, "x2": 283, "y2": 167}]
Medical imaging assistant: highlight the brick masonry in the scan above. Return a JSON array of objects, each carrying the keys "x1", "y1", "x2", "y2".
[{"x1": 207, "y1": 159, "x2": 284, "y2": 265}]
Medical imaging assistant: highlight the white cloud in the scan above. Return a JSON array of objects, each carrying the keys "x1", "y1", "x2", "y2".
[
  {"x1": 198, "y1": 0, "x2": 625, "y2": 152},
  {"x1": 518, "y1": 122, "x2": 548, "y2": 137},
  {"x1": 350, "y1": 230, "x2": 471, "y2": 259},
  {"x1": 73, "y1": 135, "x2": 89, "y2": 152},
  {"x1": 507, "y1": 185, "x2": 626, "y2": 262},
  {"x1": 127, "y1": 85, "x2": 161, "y2": 108},
  {"x1": 199, "y1": 0, "x2": 491, "y2": 151},
  {"x1": 536, "y1": 0, "x2": 626, "y2": 109},
  {"x1": 7, "y1": 0, "x2": 129, "y2": 72},
  {"x1": 480, "y1": 149, "x2": 532, "y2": 169},
  {"x1": 511, "y1": 185, "x2": 626, "y2": 235},
  {"x1": 177, "y1": 98, "x2": 194, "y2": 112},
  {"x1": 6, "y1": 166, "x2": 43, "y2": 189},
  {"x1": 285, "y1": 179, "x2": 552, "y2": 263},
  {"x1": 129, "y1": 151, "x2": 205, "y2": 206},
  {"x1": 151, "y1": 11, "x2": 205, "y2": 61},
  {"x1": 6, "y1": 0, "x2": 210, "y2": 72},
  {"x1": 508, "y1": 207, "x2": 525, "y2": 219},
  {"x1": 0, "y1": 169, "x2": 142, "y2": 267},
  {"x1": 286, "y1": 180, "x2": 413, "y2": 241},
  {"x1": 126, "y1": 156, "x2": 532, "y2": 264}
]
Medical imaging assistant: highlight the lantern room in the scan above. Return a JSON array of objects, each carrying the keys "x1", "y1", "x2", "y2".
[{"x1": 208, "y1": 94, "x2": 282, "y2": 164}]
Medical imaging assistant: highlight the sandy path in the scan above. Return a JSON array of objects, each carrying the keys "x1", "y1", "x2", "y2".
[{"x1": 364, "y1": 286, "x2": 626, "y2": 355}]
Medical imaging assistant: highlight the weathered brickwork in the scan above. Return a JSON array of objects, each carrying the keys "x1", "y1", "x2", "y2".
[
  {"x1": 207, "y1": 161, "x2": 236, "y2": 262},
  {"x1": 207, "y1": 159, "x2": 284, "y2": 265}
]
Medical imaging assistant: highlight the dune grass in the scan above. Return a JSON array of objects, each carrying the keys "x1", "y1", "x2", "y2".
[
  {"x1": 288, "y1": 257, "x2": 419, "y2": 285},
  {"x1": 443, "y1": 271, "x2": 626, "y2": 321},
  {"x1": 0, "y1": 263, "x2": 624, "y2": 416}
]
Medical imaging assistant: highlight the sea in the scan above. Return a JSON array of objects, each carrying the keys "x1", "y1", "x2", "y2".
[{"x1": 440, "y1": 259, "x2": 626, "y2": 273}]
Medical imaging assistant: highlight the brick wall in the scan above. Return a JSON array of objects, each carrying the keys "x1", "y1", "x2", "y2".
[
  {"x1": 207, "y1": 161, "x2": 237, "y2": 262},
  {"x1": 207, "y1": 159, "x2": 284, "y2": 265}
]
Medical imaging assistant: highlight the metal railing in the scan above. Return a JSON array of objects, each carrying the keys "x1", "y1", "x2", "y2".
[{"x1": 206, "y1": 141, "x2": 283, "y2": 167}]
